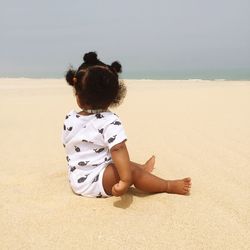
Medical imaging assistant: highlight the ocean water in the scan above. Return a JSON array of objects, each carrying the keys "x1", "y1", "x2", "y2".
[
  {"x1": 1, "y1": 69, "x2": 250, "y2": 80},
  {"x1": 122, "y1": 69, "x2": 250, "y2": 80}
]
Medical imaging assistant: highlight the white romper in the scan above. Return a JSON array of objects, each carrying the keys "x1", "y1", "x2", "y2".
[{"x1": 62, "y1": 110, "x2": 127, "y2": 198}]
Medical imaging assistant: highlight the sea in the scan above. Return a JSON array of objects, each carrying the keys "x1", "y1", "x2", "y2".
[
  {"x1": 122, "y1": 69, "x2": 250, "y2": 81},
  {"x1": 1, "y1": 69, "x2": 250, "y2": 80}
]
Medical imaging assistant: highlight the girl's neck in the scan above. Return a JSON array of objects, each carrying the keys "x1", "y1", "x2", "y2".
[{"x1": 79, "y1": 106, "x2": 109, "y2": 115}]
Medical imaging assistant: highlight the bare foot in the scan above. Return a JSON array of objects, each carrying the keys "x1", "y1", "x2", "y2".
[
  {"x1": 142, "y1": 155, "x2": 155, "y2": 173},
  {"x1": 166, "y1": 177, "x2": 192, "y2": 195}
]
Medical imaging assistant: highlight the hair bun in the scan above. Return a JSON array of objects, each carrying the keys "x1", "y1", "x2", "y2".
[
  {"x1": 111, "y1": 61, "x2": 122, "y2": 73},
  {"x1": 65, "y1": 69, "x2": 76, "y2": 86},
  {"x1": 83, "y1": 52, "x2": 98, "y2": 64}
]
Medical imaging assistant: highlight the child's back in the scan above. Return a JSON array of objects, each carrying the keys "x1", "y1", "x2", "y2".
[{"x1": 62, "y1": 109, "x2": 126, "y2": 197}]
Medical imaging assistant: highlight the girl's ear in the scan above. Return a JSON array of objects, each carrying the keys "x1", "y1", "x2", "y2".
[{"x1": 65, "y1": 69, "x2": 76, "y2": 86}]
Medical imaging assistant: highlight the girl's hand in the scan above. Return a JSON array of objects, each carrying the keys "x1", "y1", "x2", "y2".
[{"x1": 112, "y1": 180, "x2": 130, "y2": 196}]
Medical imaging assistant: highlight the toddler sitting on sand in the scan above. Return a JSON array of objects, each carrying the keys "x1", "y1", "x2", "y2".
[{"x1": 62, "y1": 53, "x2": 191, "y2": 198}]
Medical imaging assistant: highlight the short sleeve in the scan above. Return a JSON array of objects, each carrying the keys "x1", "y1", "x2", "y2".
[{"x1": 103, "y1": 115, "x2": 127, "y2": 150}]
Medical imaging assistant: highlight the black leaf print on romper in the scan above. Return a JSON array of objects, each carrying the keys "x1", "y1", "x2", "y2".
[
  {"x1": 111, "y1": 121, "x2": 121, "y2": 125},
  {"x1": 70, "y1": 166, "x2": 76, "y2": 172},
  {"x1": 65, "y1": 115, "x2": 70, "y2": 119},
  {"x1": 92, "y1": 174, "x2": 99, "y2": 183},
  {"x1": 98, "y1": 128, "x2": 104, "y2": 134},
  {"x1": 76, "y1": 115, "x2": 80, "y2": 118},
  {"x1": 108, "y1": 135, "x2": 117, "y2": 143},
  {"x1": 92, "y1": 163, "x2": 102, "y2": 167},
  {"x1": 66, "y1": 156, "x2": 70, "y2": 162},
  {"x1": 78, "y1": 161, "x2": 89, "y2": 166},
  {"x1": 74, "y1": 146, "x2": 80, "y2": 152},
  {"x1": 67, "y1": 127, "x2": 73, "y2": 131},
  {"x1": 63, "y1": 124, "x2": 66, "y2": 130},
  {"x1": 96, "y1": 192, "x2": 102, "y2": 198},
  {"x1": 78, "y1": 175, "x2": 89, "y2": 183},
  {"x1": 105, "y1": 157, "x2": 112, "y2": 162},
  {"x1": 82, "y1": 139, "x2": 93, "y2": 143},
  {"x1": 95, "y1": 113, "x2": 104, "y2": 119},
  {"x1": 93, "y1": 148, "x2": 105, "y2": 153}
]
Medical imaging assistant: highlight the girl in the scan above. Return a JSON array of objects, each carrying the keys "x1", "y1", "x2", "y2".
[{"x1": 62, "y1": 61, "x2": 191, "y2": 198}]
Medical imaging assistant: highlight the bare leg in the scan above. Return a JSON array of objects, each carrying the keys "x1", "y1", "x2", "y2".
[
  {"x1": 131, "y1": 155, "x2": 155, "y2": 173},
  {"x1": 103, "y1": 160, "x2": 191, "y2": 196},
  {"x1": 131, "y1": 163, "x2": 191, "y2": 194},
  {"x1": 102, "y1": 157, "x2": 155, "y2": 195}
]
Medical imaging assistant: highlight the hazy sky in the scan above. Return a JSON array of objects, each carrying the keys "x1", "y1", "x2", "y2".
[{"x1": 1, "y1": 0, "x2": 250, "y2": 78}]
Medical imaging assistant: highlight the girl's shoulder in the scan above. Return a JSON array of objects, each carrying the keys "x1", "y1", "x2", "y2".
[
  {"x1": 64, "y1": 109, "x2": 77, "y2": 120},
  {"x1": 96, "y1": 111, "x2": 120, "y2": 122},
  {"x1": 64, "y1": 110, "x2": 118, "y2": 118},
  {"x1": 63, "y1": 110, "x2": 88, "y2": 129},
  {"x1": 63, "y1": 110, "x2": 122, "y2": 128},
  {"x1": 92, "y1": 111, "x2": 122, "y2": 129}
]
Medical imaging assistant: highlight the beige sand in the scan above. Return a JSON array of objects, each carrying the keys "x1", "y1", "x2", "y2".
[{"x1": 0, "y1": 78, "x2": 249, "y2": 249}]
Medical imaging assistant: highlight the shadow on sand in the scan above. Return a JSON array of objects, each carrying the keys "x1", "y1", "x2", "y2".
[{"x1": 113, "y1": 187, "x2": 150, "y2": 209}]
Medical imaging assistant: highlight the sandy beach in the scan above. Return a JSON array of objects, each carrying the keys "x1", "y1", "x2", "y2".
[{"x1": 0, "y1": 78, "x2": 249, "y2": 250}]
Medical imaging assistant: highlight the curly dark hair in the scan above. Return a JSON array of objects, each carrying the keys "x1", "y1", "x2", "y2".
[
  {"x1": 65, "y1": 66, "x2": 126, "y2": 110},
  {"x1": 78, "y1": 51, "x2": 106, "y2": 71},
  {"x1": 110, "y1": 61, "x2": 122, "y2": 73}
]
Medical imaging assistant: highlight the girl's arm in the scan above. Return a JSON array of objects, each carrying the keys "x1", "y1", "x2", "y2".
[{"x1": 110, "y1": 141, "x2": 132, "y2": 196}]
